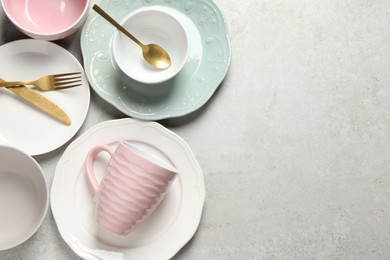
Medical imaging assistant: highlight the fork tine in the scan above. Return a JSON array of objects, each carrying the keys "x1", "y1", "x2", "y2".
[
  {"x1": 54, "y1": 76, "x2": 82, "y2": 82},
  {"x1": 52, "y1": 72, "x2": 82, "y2": 77},
  {"x1": 55, "y1": 79, "x2": 82, "y2": 87},
  {"x1": 54, "y1": 84, "x2": 82, "y2": 90}
]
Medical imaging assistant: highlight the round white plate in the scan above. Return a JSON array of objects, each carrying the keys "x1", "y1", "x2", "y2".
[
  {"x1": 50, "y1": 118, "x2": 205, "y2": 260},
  {"x1": 0, "y1": 39, "x2": 90, "y2": 155}
]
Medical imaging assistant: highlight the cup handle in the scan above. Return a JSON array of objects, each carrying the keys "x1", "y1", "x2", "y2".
[{"x1": 85, "y1": 145, "x2": 115, "y2": 197}]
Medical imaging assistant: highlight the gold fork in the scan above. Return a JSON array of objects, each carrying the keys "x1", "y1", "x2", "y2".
[{"x1": 0, "y1": 72, "x2": 82, "y2": 91}]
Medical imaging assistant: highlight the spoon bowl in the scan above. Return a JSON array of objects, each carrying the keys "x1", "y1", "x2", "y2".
[{"x1": 142, "y1": 44, "x2": 172, "y2": 70}]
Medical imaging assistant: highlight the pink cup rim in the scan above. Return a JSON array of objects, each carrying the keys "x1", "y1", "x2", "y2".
[{"x1": 119, "y1": 141, "x2": 178, "y2": 173}]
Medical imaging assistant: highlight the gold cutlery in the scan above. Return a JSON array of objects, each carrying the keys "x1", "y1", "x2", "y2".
[
  {"x1": 92, "y1": 4, "x2": 172, "y2": 70},
  {"x1": 0, "y1": 79, "x2": 71, "y2": 125},
  {"x1": 0, "y1": 72, "x2": 82, "y2": 91}
]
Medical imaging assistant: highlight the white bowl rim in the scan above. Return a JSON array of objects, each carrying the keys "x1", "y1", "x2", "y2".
[
  {"x1": 0, "y1": 144, "x2": 49, "y2": 251},
  {"x1": 0, "y1": 0, "x2": 90, "y2": 37}
]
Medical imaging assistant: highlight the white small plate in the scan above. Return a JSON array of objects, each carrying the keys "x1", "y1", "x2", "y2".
[
  {"x1": 50, "y1": 118, "x2": 205, "y2": 260},
  {"x1": 0, "y1": 39, "x2": 90, "y2": 155}
]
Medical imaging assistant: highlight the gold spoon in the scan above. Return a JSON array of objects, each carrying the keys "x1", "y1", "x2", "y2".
[{"x1": 92, "y1": 4, "x2": 171, "y2": 70}]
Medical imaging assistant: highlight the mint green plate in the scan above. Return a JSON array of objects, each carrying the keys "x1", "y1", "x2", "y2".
[{"x1": 81, "y1": 0, "x2": 231, "y2": 120}]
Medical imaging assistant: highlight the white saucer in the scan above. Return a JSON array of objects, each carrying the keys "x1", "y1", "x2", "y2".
[
  {"x1": 0, "y1": 39, "x2": 90, "y2": 155},
  {"x1": 50, "y1": 118, "x2": 205, "y2": 260}
]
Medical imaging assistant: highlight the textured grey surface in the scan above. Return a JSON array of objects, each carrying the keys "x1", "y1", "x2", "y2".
[{"x1": 1, "y1": 0, "x2": 390, "y2": 259}]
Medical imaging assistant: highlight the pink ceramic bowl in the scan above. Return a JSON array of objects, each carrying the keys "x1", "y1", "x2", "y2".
[{"x1": 1, "y1": 0, "x2": 90, "y2": 41}]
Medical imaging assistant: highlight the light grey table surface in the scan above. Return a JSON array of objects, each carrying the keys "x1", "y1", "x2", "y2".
[{"x1": 2, "y1": 0, "x2": 390, "y2": 259}]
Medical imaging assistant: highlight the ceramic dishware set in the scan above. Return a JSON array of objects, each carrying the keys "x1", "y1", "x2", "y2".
[{"x1": 0, "y1": 0, "x2": 230, "y2": 259}]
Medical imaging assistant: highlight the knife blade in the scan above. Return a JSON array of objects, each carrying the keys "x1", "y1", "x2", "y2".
[{"x1": 1, "y1": 79, "x2": 71, "y2": 125}]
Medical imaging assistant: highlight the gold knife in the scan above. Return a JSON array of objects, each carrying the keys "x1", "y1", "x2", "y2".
[{"x1": 1, "y1": 79, "x2": 71, "y2": 125}]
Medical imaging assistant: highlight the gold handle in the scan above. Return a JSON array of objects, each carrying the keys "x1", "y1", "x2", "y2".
[{"x1": 92, "y1": 4, "x2": 143, "y2": 47}]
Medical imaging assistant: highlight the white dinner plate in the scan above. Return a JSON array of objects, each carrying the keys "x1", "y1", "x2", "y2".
[
  {"x1": 0, "y1": 39, "x2": 90, "y2": 155},
  {"x1": 50, "y1": 118, "x2": 205, "y2": 260}
]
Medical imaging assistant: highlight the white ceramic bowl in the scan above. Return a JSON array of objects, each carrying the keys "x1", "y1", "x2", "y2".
[
  {"x1": 0, "y1": 144, "x2": 49, "y2": 250},
  {"x1": 1, "y1": 0, "x2": 90, "y2": 41},
  {"x1": 113, "y1": 8, "x2": 189, "y2": 84}
]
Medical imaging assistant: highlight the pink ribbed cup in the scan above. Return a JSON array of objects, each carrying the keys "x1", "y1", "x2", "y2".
[{"x1": 85, "y1": 141, "x2": 178, "y2": 235}]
